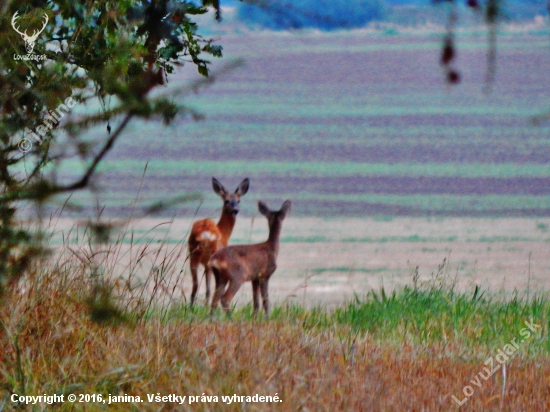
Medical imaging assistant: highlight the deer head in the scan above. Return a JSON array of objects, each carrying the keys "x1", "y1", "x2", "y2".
[
  {"x1": 212, "y1": 177, "x2": 250, "y2": 216},
  {"x1": 12, "y1": 11, "x2": 49, "y2": 54}
]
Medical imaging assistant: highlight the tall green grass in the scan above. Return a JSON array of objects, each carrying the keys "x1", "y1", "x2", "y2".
[{"x1": 168, "y1": 279, "x2": 549, "y2": 359}]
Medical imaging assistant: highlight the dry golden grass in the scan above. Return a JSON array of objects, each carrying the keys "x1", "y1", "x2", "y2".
[
  {"x1": 1, "y1": 256, "x2": 550, "y2": 412},
  {"x1": 0, "y1": 216, "x2": 548, "y2": 411}
]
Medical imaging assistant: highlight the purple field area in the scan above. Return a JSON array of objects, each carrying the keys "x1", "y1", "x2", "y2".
[
  {"x1": 48, "y1": 31, "x2": 550, "y2": 218},
  {"x1": 34, "y1": 30, "x2": 550, "y2": 302}
]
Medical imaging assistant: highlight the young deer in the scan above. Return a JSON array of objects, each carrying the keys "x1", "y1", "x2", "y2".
[
  {"x1": 188, "y1": 177, "x2": 249, "y2": 306},
  {"x1": 209, "y1": 200, "x2": 291, "y2": 316}
]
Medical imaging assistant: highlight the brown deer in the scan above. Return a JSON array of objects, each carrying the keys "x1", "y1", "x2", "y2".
[
  {"x1": 209, "y1": 200, "x2": 291, "y2": 316},
  {"x1": 188, "y1": 177, "x2": 249, "y2": 306}
]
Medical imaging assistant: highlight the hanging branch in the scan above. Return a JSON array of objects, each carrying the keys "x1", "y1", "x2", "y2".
[
  {"x1": 484, "y1": 0, "x2": 500, "y2": 93},
  {"x1": 440, "y1": 1, "x2": 460, "y2": 85},
  {"x1": 436, "y1": 0, "x2": 501, "y2": 90}
]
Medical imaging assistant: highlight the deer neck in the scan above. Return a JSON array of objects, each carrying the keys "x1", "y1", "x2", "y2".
[
  {"x1": 267, "y1": 220, "x2": 283, "y2": 255},
  {"x1": 217, "y1": 210, "x2": 236, "y2": 245}
]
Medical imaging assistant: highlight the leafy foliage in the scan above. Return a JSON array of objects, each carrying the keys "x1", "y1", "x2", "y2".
[{"x1": 0, "y1": 0, "x2": 222, "y2": 299}]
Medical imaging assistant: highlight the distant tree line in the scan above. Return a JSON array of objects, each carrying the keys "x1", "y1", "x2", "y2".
[
  {"x1": 237, "y1": 0, "x2": 387, "y2": 30},
  {"x1": 236, "y1": 0, "x2": 549, "y2": 31}
]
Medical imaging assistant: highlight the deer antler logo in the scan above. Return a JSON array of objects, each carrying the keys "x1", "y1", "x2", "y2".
[{"x1": 11, "y1": 11, "x2": 49, "y2": 54}]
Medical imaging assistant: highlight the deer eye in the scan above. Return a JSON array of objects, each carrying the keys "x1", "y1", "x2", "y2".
[{"x1": 224, "y1": 200, "x2": 230, "y2": 205}]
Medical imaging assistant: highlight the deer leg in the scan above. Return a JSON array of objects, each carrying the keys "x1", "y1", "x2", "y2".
[
  {"x1": 189, "y1": 252, "x2": 201, "y2": 306},
  {"x1": 252, "y1": 279, "x2": 260, "y2": 315},
  {"x1": 260, "y1": 280, "x2": 270, "y2": 316},
  {"x1": 221, "y1": 280, "x2": 243, "y2": 317},
  {"x1": 204, "y1": 266, "x2": 212, "y2": 305},
  {"x1": 211, "y1": 269, "x2": 227, "y2": 315}
]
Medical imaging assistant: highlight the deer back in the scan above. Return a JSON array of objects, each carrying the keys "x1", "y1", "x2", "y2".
[{"x1": 210, "y1": 242, "x2": 276, "y2": 282}]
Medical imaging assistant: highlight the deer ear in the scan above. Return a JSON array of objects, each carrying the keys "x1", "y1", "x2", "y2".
[
  {"x1": 212, "y1": 177, "x2": 227, "y2": 197},
  {"x1": 280, "y1": 200, "x2": 291, "y2": 218},
  {"x1": 235, "y1": 178, "x2": 249, "y2": 196},
  {"x1": 258, "y1": 201, "x2": 270, "y2": 217}
]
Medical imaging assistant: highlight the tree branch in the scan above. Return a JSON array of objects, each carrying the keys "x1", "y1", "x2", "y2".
[
  {"x1": 56, "y1": 112, "x2": 133, "y2": 193},
  {"x1": 0, "y1": 112, "x2": 133, "y2": 203}
]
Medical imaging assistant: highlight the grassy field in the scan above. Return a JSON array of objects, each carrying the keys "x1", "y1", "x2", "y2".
[{"x1": 1, "y1": 226, "x2": 549, "y2": 411}]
